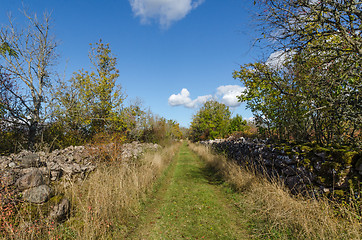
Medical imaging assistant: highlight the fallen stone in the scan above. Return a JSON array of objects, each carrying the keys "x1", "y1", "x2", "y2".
[
  {"x1": 49, "y1": 197, "x2": 70, "y2": 222},
  {"x1": 23, "y1": 185, "x2": 53, "y2": 204},
  {"x1": 16, "y1": 169, "x2": 44, "y2": 191}
]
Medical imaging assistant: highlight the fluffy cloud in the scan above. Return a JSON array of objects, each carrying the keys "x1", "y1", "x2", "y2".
[
  {"x1": 168, "y1": 85, "x2": 245, "y2": 109},
  {"x1": 216, "y1": 85, "x2": 246, "y2": 107},
  {"x1": 129, "y1": 0, "x2": 205, "y2": 28},
  {"x1": 168, "y1": 88, "x2": 212, "y2": 108},
  {"x1": 266, "y1": 50, "x2": 287, "y2": 69},
  {"x1": 266, "y1": 50, "x2": 295, "y2": 70}
]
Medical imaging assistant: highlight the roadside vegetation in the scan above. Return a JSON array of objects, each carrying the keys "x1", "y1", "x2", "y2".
[
  {"x1": 190, "y1": 143, "x2": 361, "y2": 239},
  {"x1": 56, "y1": 142, "x2": 181, "y2": 239},
  {"x1": 0, "y1": 141, "x2": 181, "y2": 240}
]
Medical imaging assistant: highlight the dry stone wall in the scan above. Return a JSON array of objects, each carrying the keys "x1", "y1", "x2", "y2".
[
  {"x1": 201, "y1": 138, "x2": 361, "y2": 198},
  {"x1": 0, "y1": 142, "x2": 160, "y2": 222}
]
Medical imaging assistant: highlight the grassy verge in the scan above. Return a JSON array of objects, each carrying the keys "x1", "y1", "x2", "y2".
[
  {"x1": 132, "y1": 142, "x2": 249, "y2": 239},
  {"x1": 52, "y1": 142, "x2": 181, "y2": 239},
  {"x1": 189, "y1": 143, "x2": 361, "y2": 240}
]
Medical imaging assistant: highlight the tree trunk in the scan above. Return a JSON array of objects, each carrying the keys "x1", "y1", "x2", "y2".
[{"x1": 28, "y1": 121, "x2": 38, "y2": 151}]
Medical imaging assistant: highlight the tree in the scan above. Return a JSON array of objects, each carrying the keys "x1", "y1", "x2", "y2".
[
  {"x1": 234, "y1": 0, "x2": 361, "y2": 146},
  {"x1": 167, "y1": 120, "x2": 183, "y2": 140},
  {"x1": 119, "y1": 100, "x2": 146, "y2": 141},
  {"x1": 0, "y1": 68, "x2": 26, "y2": 154},
  {"x1": 255, "y1": 0, "x2": 362, "y2": 57},
  {"x1": 189, "y1": 100, "x2": 231, "y2": 142},
  {"x1": 53, "y1": 40, "x2": 125, "y2": 142},
  {"x1": 0, "y1": 11, "x2": 57, "y2": 150},
  {"x1": 227, "y1": 114, "x2": 249, "y2": 134},
  {"x1": 255, "y1": 1, "x2": 361, "y2": 137}
]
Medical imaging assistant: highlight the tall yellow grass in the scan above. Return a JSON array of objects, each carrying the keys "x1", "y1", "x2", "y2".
[
  {"x1": 189, "y1": 143, "x2": 361, "y2": 240},
  {"x1": 57, "y1": 142, "x2": 181, "y2": 239}
]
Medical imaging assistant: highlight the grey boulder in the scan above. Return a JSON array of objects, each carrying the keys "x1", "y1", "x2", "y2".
[{"x1": 23, "y1": 185, "x2": 53, "y2": 204}]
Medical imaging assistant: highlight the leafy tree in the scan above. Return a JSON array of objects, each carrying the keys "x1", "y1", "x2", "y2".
[
  {"x1": 119, "y1": 100, "x2": 146, "y2": 141},
  {"x1": 233, "y1": 61, "x2": 312, "y2": 142},
  {"x1": 255, "y1": 0, "x2": 361, "y2": 140},
  {"x1": 53, "y1": 40, "x2": 125, "y2": 142},
  {"x1": 166, "y1": 120, "x2": 183, "y2": 140},
  {"x1": 234, "y1": 0, "x2": 361, "y2": 146},
  {"x1": 189, "y1": 100, "x2": 231, "y2": 142},
  {"x1": 293, "y1": 47, "x2": 361, "y2": 145},
  {"x1": 0, "y1": 11, "x2": 57, "y2": 150},
  {"x1": 255, "y1": 0, "x2": 361, "y2": 57},
  {"x1": 227, "y1": 114, "x2": 249, "y2": 134}
]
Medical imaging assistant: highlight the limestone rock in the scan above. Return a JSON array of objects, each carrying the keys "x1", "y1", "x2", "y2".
[
  {"x1": 23, "y1": 185, "x2": 53, "y2": 204},
  {"x1": 49, "y1": 197, "x2": 70, "y2": 222},
  {"x1": 201, "y1": 138, "x2": 358, "y2": 196},
  {"x1": 16, "y1": 169, "x2": 44, "y2": 191},
  {"x1": 8, "y1": 162, "x2": 16, "y2": 168}
]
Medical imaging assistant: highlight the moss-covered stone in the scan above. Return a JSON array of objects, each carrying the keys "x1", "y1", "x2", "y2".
[
  {"x1": 333, "y1": 190, "x2": 346, "y2": 199},
  {"x1": 316, "y1": 161, "x2": 340, "y2": 186},
  {"x1": 275, "y1": 146, "x2": 284, "y2": 151},
  {"x1": 329, "y1": 149, "x2": 357, "y2": 165},
  {"x1": 210, "y1": 139, "x2": 361, "y2": 199},
  {"x1": 283, "y1": 145, "x2": 292, "y2": 153},
  {"x1": 48, "y1": 194, "x2": 64, "y2": 205},
  {"x1": 300, "y1": 145, "x2": 313, "y2": 153},
  {"x1": 317, "y1": 176, "x2": 326, "y2": 184},
  {"x1": 16, "y1": 194, "x2": 66, "y2": 222},
  {"x1": 304, "y1": 141, "x2": 318, "y2": 147},
  {"x1": 298, "y1": 158, "x2": 311, "y2": 167},
  {"x1": 314, "y1": 145, "x2": 330, "y2": 153}
]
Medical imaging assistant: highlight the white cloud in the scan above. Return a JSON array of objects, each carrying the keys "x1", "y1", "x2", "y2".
[
  {"x1": 266, "y1": 50, "x2": 295, "y2": 70},
  {"x1": 266, "y1": 50, "x2": 287, "y2": 69},
  {"x1": 168, "y1": 85, "x2": 245, "y2": 109},
  {"x1": 129, "y1": 0, "x2": 205, "y2": 28},
  {"x1": 247, "y1": 117, "x2": 255, "y2": 122},
  {"x1": 168, "y1": 88, "x2": 191, "y2": 106},
  {"x1": 168, "y1": 88, "x2": 212, "y2": 108},
  {"x1": 216, "y1": 85, "x2": 246, "y2": 107}
]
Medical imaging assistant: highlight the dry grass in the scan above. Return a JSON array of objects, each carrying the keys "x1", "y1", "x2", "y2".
[
  {"x1": 0, "y1": 186, "x2": 60, "y2": 240},
  {"x1": 189, "y1": 143, "x2": 361, "y2": 240},
  {"x1": 55, "y1": 142, "x2": 181, "y2": 239}
]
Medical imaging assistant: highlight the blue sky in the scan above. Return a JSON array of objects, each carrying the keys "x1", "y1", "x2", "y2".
[{"x1": 0, "y1": 0, "x2": 263, "y2": 127}]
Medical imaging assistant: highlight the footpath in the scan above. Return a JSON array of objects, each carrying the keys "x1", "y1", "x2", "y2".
[{"x1": 129, "y1": 143, "x2": 249, "y2": 240}]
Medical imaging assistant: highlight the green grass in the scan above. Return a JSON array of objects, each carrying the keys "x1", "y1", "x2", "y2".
[{"x1": 132, "y1": 143, "x2": 249, "y2": 239}]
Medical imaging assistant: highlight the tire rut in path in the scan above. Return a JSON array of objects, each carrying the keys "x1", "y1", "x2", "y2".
[{"x1": 130, "y1": 143, "x2": 249, "y2": 240}]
